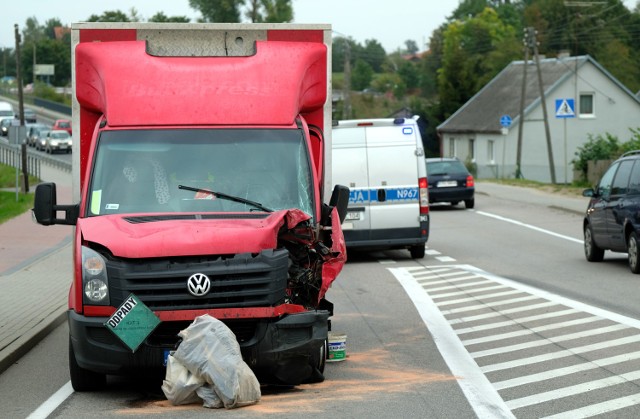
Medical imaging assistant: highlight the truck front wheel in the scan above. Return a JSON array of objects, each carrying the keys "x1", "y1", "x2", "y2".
[
  {"x1": 69, "y1": 338, "x2": 106, "y2": 391},
  {"x1": 304, "y1": 338, "x2": 327, "y2": 384}
]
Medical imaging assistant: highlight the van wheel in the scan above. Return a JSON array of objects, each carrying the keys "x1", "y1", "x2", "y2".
[
  {"x1": 584, "y1": 224, "x2": 604, "y2": 262},
  {"x1": 628, "y1": 232, "x2": 640, "y2": 274},
  {"x1": 410, "y1": 245, "x2": 425, "y2": 259},
  {"x1": 464, "y1": 198, "x2": 475, "y2": 209},
  {"x1": 69, "y1": 338, "x2": 106, "y2": 391}
]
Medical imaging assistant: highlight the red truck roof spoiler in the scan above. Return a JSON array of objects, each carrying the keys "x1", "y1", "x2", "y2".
[{"x1": 75, "y1": 40, "x2": 327, "y2": 126}]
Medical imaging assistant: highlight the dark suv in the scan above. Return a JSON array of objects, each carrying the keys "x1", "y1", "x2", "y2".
[
  {"x1": 426, "y1": 157, "x2": 475, "y2": 209},
  {"x1": 582, "y1": 150, "x2": 640, "y2": 273}
]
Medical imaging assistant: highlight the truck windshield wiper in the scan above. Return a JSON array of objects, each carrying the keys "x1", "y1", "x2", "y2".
[{"x1": 178, "y1": 185, "x2": 273, "y2": 213}]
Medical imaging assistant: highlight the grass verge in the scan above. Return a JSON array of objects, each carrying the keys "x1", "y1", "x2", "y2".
[{"x1": 0, "y1": 163, "x2": 39, "y2": 225}]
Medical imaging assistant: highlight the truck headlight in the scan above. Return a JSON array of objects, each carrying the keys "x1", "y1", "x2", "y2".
[{"x1": 82, "y1": 246, "x2": 109, "y2": 305}]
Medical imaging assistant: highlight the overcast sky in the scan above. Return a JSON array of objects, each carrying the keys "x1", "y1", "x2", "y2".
[
  {"x1": 2, "y1": 1, "x2": 638, "y2": 51},
  {"x1": 1, "y1": 1, "x2": 462, "y2": 51}
]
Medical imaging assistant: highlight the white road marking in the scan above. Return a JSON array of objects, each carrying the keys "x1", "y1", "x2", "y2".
[
  {"x1": 476, "y1": 211, "x2": 583, "y2": 244},
  {"x1": 27, "y1": 381, "x2": 73, "y2": 419},
  {"x1": 542, "y1": 393, "x2": 640, "y2": 419},
  {"x1": 431, "y1": 283, "x2": 507, "y2": 299},
  {"x1": 454, "y1": 308, "x2": 580, "y2": 335},
  {"x1": 441, "y1": 295, "x2": 541, "y2": 315},
  {"x1": 449, "y1": 301, "x2": 558, "y2": 324},
  {"x1": 436, "y1": 256, "x2": 457, "y2": 262},
  {"x1": 470, "y1": 324, "x2": 630, "y2": 358},
  {"x1": 419, "y1": 274, "x2": 482, "y2": 288},
  {"x1": 390, "y1": 267, "x2": 515, "y2": 419},
  {"x1": 436, "y1": 289, "x2": 525, "y2": 307},
  {"x1": 480, "y1": 333, "x2": 640, "y2": 373},
  {"x1": 460, "y1": 316, "x2": 602, "y2": 345},
  {"x1": 506, "y1": 370, "x2": 640, "y2": 410},
  {"x1": 494, "y1": 351, "x2": 640, "y2": 390}
]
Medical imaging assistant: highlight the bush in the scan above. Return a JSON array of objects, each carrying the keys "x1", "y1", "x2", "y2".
[{"x1": 572, "y1": 133, "x2": 620, "y2": 179}]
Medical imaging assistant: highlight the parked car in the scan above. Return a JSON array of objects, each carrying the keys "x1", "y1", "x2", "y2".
[
  {"x1": 44, "y1": 129, "x2": 72, "y2": 154},
  {"x1": 52, "y1": 119, "x2": 71, "y2": 134},
  {"x1": 426, "y1": 157, "x2": 475, "y2": 208},
  {"x1": 582, "y1": 150, "x2": 640, "y2": 273},
  {"x1": 26, "y1": 123, "x2": 51, "y2": 147}
]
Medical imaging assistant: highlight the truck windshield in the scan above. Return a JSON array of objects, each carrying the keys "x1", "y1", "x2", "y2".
[{"x1": 87, "y1": 128, "x2": 315, "y2": 218}]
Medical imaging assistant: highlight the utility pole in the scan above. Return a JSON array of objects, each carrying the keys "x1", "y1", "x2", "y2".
[
  {"x1": 515, "y1": 29, "x2": 531, "y2": 179},
  {"x1": 15, "y1": 24, "x2": 28, "y2": 193},
  {"x1": 531, "y1": 28, "x2": 556, "y2": 184}
]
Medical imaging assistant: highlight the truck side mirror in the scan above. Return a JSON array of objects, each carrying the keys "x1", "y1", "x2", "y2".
[
  {"x1": 32, "y1": 182, "x2": 79, "y2": 226},
  {"x1": 329, "y1": 184, "x2": 350, "y2": 224},
  {"x1": 33, "y1": 183, "x2": 57, "y2": 225}
]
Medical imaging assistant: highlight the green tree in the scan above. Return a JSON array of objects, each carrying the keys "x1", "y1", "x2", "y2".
[
  {"x1": 351, "y1": 59, "x2": 374, "y2": 91},
  {"x1": 438, "y1": 7, "x2": 520, "y2": 118},
  {"x1": 87, "y1": 10, "x2": 131, "y2": 22},
  {"x1": 189, "y1": 0, "x2": 243, "y2": 22},
  {"x1": 260, "y1": 0, "x2": 293, "y2": 23},
  {"x1": 398, "y1": 60, "x2": 420, "y2": 91},
  {"x1": 148, "y1": 12, "x2": 191, "y2": 22},
  {"x1": 405, "y1": 40, "x2": 419, "y2": 54},
  {"x1": 360, "y1": 39, "x2": 386, "y2": 73}
]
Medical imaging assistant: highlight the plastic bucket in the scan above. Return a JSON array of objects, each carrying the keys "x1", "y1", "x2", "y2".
[{"x1": 327, "y1": 333, "x2": 347, "y2": 362}]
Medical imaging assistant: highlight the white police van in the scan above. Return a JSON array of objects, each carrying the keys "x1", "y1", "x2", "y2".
[{"x1": 331, "y1": 117, "x2": 429, "y2": 258}]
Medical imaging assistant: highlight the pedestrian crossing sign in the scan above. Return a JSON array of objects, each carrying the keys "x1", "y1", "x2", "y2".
[{"x1": 555, "y1": 98, "x2": 575, "y2": 118}]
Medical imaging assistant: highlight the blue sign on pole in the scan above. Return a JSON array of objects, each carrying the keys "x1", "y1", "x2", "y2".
[
  {"x1": 555, "y1": 99, "x2": 575, "y2": 118},
  {"x1": 500, "y1": 115, "x2": 512, "y2": 127}
]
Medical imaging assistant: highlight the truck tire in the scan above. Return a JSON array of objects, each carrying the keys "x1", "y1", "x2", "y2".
[
  {"x1": 69, "y1": 338, "x2": 106, "y2": 391},
  {"x1": 410, "y1": 245, "x2": 425, "y2": 259},
  {"x1": 304, "y1": 339, "x2": 327, "y2": 384}
]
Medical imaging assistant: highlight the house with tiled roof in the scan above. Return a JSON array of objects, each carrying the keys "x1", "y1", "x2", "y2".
[{"x1": 436, "y1": 55, "x2": 640, "y2": 183}]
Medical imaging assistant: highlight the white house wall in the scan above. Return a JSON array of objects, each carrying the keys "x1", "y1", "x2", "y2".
[{"x1": 447, "y1": 61, "x2": 640, "y2": 184}]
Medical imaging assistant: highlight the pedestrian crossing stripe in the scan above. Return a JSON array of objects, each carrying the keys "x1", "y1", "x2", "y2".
[{"x1": 555, "y1": 98, "x2": 575, "y2": 118}]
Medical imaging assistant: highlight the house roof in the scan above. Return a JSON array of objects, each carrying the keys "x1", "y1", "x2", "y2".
[{"x1": 437, "y1": 55, "x2": 640, "y2": 134}]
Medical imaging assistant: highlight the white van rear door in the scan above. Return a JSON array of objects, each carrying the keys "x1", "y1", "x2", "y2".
[
  {"x1": 332, "y1": 126, "x2": 370, "y2": 232},
  {"x1": 365, "y1": 125, "x2": 420, "y2": 230}
]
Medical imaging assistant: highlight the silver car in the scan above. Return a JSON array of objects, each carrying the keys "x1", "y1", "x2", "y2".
[{"x1": 45, "y1": 129, "x2": 72, "y2": 154}]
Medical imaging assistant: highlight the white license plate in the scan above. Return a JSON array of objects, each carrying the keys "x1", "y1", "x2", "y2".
[
  {"x1": 345, "y1": 211, "x2": 361, "y2": 221},
  {"x1": 437, "y1": 181, "x2": 457, "y2": 188}
]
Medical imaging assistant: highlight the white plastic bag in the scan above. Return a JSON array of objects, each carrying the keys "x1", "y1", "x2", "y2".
[
  {"x1": 161, "y1": 353, "x2": 205, "y2": 405},
  {"x1": 171, "y1": 314, "x2": 261, "y2": 409}
]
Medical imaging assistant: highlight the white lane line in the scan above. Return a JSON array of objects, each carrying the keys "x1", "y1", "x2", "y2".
[
  {"x1": 390, "y1": 267, "x2": 515, "y2": 419},
  {"x1": 415, "y1": 269, "x2": 468, "y2": 281},
  {"x1": 455, "y1": 308, "x2": 580, "y2": 335},
  {"x1": 431, "y1": 284, "x2": 508, "y2": 299},
  {"x1": 425, "y1": 249, "x2": 441, "y2": 255},
  {"x1": 27, "y1": 381, "x2": 74, "y2": 419},
  {"x1": 461, "y1": 316, "x2": 602, "y2": 345},
  {"x1": 471, "y1": 324, "x2": 630, "y2": 358},
  {"x1": 476, "y1": 211, "x2": 583, "y2": 244},
  {"x1": 481, "y1": 334, "x2": 640, "y2": 373},
  {"x1": 418, "y1": 274, "x2": 481, "y2": 286},
  {"x1": 494, "y1": 351, "x2": 640, "y2": 390},
  {"x1": 542, "y1": 392, "x2": 640, "y2": 419},
  {"x1": 441, "y1": 295, "x2": 541, "y2": 316},
  {"x1": 449, "y1": 301, "x2": 558, "y2": 324},
  {"x1": 424, "y1": 278, "x2": 489, "y2": 292},
  {"x1": 378, "y1": 259, "x2": 396, "y2": 264},
  {"x1": 436, "y1": 256, "x2": 457, "y2": 262},
  {"x1": 506, "y1": 370, "x2": 640, "y2": 410},
  {"x1": 437, "y1": 289, "x2": 525, "y2": 307}
]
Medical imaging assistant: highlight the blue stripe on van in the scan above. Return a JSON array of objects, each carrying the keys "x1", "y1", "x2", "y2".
[{"x1": 349, "y1": 187, "x2": 419, "y2": 204}]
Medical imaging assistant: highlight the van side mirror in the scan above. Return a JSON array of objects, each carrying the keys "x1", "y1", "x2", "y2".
[
  {"x1": 32, "y1": 182, "x2": 79, "y2": 226},
  {"x1": 329, "y1": 184, "x2": 350, "y2": 224}
]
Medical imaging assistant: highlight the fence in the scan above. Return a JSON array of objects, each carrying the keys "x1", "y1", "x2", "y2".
[{"x1": 0, "y1": 141, "x2": 72, "y2": 181}]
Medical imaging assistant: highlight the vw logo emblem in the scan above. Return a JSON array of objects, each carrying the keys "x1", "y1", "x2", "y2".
[{"x1": 187, "y1": 273, "x2": 211, "y2": 297}]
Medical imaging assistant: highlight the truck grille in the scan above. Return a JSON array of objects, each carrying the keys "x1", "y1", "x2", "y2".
[{"x1": 104, "y1": 248, "x2": 289, "y2": 311}]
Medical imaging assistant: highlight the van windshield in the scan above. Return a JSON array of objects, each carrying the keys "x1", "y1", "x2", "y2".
[{"x1": 87, "y1": 128, "x2": 315, "y2": 219}]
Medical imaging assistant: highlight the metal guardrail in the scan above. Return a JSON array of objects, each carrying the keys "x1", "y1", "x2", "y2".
[{"x1": 0, "y1": 141, "x2": 72, "y2": 179}]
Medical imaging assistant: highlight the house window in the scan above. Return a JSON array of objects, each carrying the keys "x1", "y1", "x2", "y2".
[
  {"x1": 449, "y1": 138, "x2": 456, "y2": 157},
  {"x1": 468, "y1": 139, "x2": 475, "y2": 161},
  {"x1": 488, "y1": 140, "x2": 495, "y2": 164},
  {"x1": 579, "y1": 93, "x2": 594, "y2": 117}
]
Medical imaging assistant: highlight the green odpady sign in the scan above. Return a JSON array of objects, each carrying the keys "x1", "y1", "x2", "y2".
[{"x1": 105, "y1": 294, "x2": 160, "y2": 352}]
